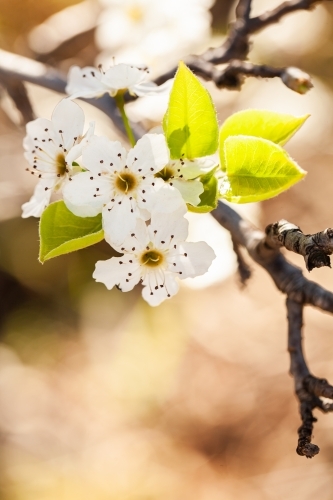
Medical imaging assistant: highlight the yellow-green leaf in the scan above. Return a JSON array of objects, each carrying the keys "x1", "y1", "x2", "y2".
[
  {"x1": 219, "y1": 109, "x2": 309, "y2": 170},
  {"x1": 39, "y1": 201, "x2": 104, "y2": 263},
  {"x1": 221, "y1": 135, "x2": 306, "y2": 203},
  {"x1": 163, "y1": 61, "x2": 218, "y2": 159}
]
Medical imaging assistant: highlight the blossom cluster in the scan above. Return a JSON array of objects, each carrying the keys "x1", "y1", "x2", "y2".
[{"x1": 22, "y1": 63, "x2": 215, "y2": 306}]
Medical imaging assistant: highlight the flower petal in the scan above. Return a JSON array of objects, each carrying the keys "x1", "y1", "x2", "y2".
[
  {"x1": 149, "y1": 206, "x2": 188, "y2": 245},
  {"x1": 170, "y1": 241, "x2": 216, "y2": 278},
  {"x1": 102, "y1": 196, "x2": 137, "y2": 247},
  {"x1": 66, "y1": 66, "x2": 107, "y2": 99},
  {"x1": 66, "y1": 121, "x2": 95, "y2": 164},
  {"x1": 132, "y1": 79, "x2": 173, "y2": 97},
  {"x1": 172, "y1": 178, "x2": 203, "y2": 205},
  {"x1": 142, "y1": 272, "x2": 179, "y2": 306},
  {"x1": 148, "y1": 182, "x2": 186, "y2": 214},
  {"x1": 52, "y1": 99, "x2": 85, "y2": 153},
  {"x1": 21, "y1": 181, "x2": 52, "y2": 218},
  {"x1": 93, "y1": 255, "x2": 141, "y2": 292},
  {"x1": 63, "y1": 172, "x2": 110, "y2": 217},
  {"x1": 175, "y1": 157, "x2": 217, "y2": 180},
  {"x1": 25, "y1": 118, "x2": 58, "y2": 160},
  {"x1": 102, "y1": 64, "x2": 143, "y2": 91},
  {"x1": 82, "y1": 136, "x2": 127, "y2": 175},
  {"x1": 127, "y1": 134, "x2": 169, "y2": 175},
  {"x1": 113, "y1": 218, "x2": 149, "y2": 254}
]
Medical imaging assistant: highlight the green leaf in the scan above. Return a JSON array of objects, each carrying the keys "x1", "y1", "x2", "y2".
[
  {"x1": 39, "y1": 201, "x2": 104, "y2": 263},
  {"x1": 163, "y1": 61, "x2": 218, "y2": 159},
  {"x1": 219, "y1": 109, "x2": 309, "y2": 170},
  {"x1": 188, "y1": 168, "x2": 219, "y2": 213},
  {"x1": 221, "y1": 136, "x2": 306, "y2": 204}
]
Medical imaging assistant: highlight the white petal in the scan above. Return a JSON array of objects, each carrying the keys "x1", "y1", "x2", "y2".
[
  {"x1": 52, "y1": 99, "x2": 85, "y2": 153},
  {"x1": 175, "y1": 157, "x2": 217, "y2": 180},
  {"x1": 66, "y1": 121, "x2": 95, "y2": 164},
  {"x1": 172, "y1": 179, "x2": 203, "y2": 205},
  {"x1": 127, "y1": 134, "x2": 169, "y2": 175},
  {"x1": 66, "y1": 66, "x2": 107, "y2": 99},
  {"x1": 93, "y1": 255, "x2": 141, "y2": 292},
  {"x1": 25, "y1": 117, "x2": 55, "y2": 143},
  {"x1": 170, "y1": 241, "x2": 216, "y2": 278},
  {"x1": 113, "y1": 218, "x2": 149, "y2": 254},
  {"x1": 149, "y1": 206, "x2": 188, "y2": 245},
  {"x1": 21, "y1": 182, "x2": 52, "y2": 218},
  {"x1": 25, "y1": 118, "x2": 58, "y2": 160},
  {"x1": 102, "y1": 64, "x2": 143, "y2": 91},
  {"x1": 82, "y1": 136, "x2": 127, "y2": 175},
  {"x1": 142, "y1": 272, "x2": 179, "y2": 306},
  {"x1": 132, "y1": 78, "x2": 173, "y2": 97},
  {"x1": 63, "y1": 172, "x2": 110, "y2": 217},
  {"x1": 102, "y1": 197, "x2": 137, "y2": 247},
  {"x1": 148, "y1": 182, "x2": 186, "y2": 214}
]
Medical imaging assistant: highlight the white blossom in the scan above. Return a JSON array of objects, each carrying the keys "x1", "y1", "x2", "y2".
[
  {"x1": 157, "y1": 155, "x2": 217, "y2": 206},
  {"x1": 22, "y1": 99, "x2": 94, "y2": 218},
  {"x1": 66, "y1": 63, "x2": 171, "y2": 100},
  {"x1": 93, "y1": 207, "x2": 216, "y2": 306},
  {"x1": 63, "y1": 133, "x2": 185, "y2": 247},
  {"x1": 95, "y1": 0, "x2": 214, "y2": 77}
]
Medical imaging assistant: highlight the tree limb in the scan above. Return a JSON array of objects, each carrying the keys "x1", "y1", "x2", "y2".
[
  {"x1": 265, "y1": 219, "x2": 333, "y2": 271},
  {"x1": 212, "y1": 201, "x2": 333, "y2": 457},
  {"x1": 154, "y1": 0, "x2": 326, "y2": 90}
]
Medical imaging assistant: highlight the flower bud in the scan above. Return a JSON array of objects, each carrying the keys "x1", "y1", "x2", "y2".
[{"x1": 281, "y1": 67, "x2": 313, "y2": 94}]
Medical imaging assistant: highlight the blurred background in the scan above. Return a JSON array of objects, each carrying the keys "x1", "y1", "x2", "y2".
[{"x1": 1, "y1": 0, "x2": 333, "y2": 498}]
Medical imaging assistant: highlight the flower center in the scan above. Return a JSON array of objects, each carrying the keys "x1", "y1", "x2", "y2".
[
  {"x1": 126, "y1": 4, "x2": 144, "y2": 22},
  {"x1": 140, "y1": 249, "x2": 164, "y2": 268},
  {"x1": 56, "y1": 153, "x2": 67, "y2": 176},
  {"x1": 115, "y1": 171, "x2": 138, "y2": 194},
  {"x1": 155, "y1": 166, "x2": 174, "y2": 182}
]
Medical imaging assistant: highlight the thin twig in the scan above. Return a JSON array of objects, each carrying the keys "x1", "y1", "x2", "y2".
[
  {"x1": 247, "y1": 0, "x2": 328, "y2": 33},
  {"x1": 154, "y1": 0, "x2": 326, "y2": 89},
  {"x1": 0, "y1": 74, "x2": 35, "y2": 124}
]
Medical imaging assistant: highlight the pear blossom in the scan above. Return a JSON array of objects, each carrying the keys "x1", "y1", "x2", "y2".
[
  {"x1": 93, "y1": 207, "x2": 216, "y2": 306},
  {"x1": 157, "y1": 155, "x2": 217, "y2": 206},
  {"x1": 22, "y1": 99, "x2": 94, "y2": 218},
  {"x1": 63, "y1": 133, "x2": 185, "y2": 247},
  {"x1": 66, "y1": 63, "x2": 171, "y2": 100}
]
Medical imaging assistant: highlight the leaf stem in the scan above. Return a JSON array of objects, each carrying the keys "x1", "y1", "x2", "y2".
[{"x1": 114, "y1": 92, "x2": 136, "y2": 147}]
